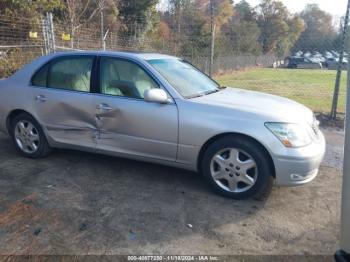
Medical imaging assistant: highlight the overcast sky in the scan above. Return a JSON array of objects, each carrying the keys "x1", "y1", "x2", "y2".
[
  {"x1": 158, "y1": 0, "x2": 348, "y2": 17},
  {"x1": 245, "y1": 0, "x2": 347, "y2": 17}
]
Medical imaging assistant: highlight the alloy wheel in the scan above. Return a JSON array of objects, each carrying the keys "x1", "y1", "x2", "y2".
[
  {"x1": 14, "y1": 120, "x2": 40, "y2": 154},
  {"x1": 210, "y1": 148, "x2": 258, "y2": 193}
]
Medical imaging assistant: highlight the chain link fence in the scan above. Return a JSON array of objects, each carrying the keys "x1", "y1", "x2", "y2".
[{"x1": 0, "y1": 11, "x2": 348, "y2": 116}]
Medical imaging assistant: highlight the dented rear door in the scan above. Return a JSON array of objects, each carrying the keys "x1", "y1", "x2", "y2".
[
  {"x1": 32, "y1": 89, "x2": 97, "y2": 148},
  {"x1": 30, "y1": 55, "x2": 98, "y2": 149}
]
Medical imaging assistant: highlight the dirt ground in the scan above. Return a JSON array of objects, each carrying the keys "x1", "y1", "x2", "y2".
[{"x1": 0, "y1": 127, "x2": 344, "y2": 256}]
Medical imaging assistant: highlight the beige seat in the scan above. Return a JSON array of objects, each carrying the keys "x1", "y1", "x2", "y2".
[
  {"x1": 133, "y1": 68, "x2": 158, "y2": 98},
  {"x1": 72, "y1": 71, "x2": 90, "y2": 92},
  {"x1": 101, "y1": 61, "x2": 123, "y2": 96}
]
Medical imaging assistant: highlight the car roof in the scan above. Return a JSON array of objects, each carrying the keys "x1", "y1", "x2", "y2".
[
  {"x1": 48, "y1": 50, "x2": 178, "y2": 61},
  {"x1": 8, "y1": 51, "x2": 179, "y2": 85}
]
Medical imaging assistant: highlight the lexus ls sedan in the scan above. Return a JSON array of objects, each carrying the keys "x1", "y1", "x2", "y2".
[{"x1": 0, "y1": 51, "x2": 326, "y2": 199}]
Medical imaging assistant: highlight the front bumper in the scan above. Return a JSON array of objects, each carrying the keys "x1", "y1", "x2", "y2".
[{"x1": 273, "y1": 130, "x2": 326, "y2": 186}]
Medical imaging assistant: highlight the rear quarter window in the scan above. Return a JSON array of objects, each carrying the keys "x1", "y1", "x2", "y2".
[{"x1": 31, "y1": 63, "x2": 49, "y2": 87}]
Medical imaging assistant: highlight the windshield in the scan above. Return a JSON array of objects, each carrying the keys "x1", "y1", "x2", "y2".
[{"x1": 147, "y1": 59, "x2": 220, "y2": 98}]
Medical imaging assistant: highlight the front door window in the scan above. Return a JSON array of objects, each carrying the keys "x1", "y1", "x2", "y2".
[{"x1": 100, "y1": 57, "x2": 159, "y2": 99}]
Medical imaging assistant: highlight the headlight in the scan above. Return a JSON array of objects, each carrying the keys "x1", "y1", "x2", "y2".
[{"x1": 265, "y1": 122, "x2": 312, "y2": 148}]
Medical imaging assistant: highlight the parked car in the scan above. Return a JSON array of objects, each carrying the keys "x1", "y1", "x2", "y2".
[
  {"x1": 331, "y1": 50, "x2": 340, "y2": 58},
  {"x1": 294, "y1": 51, "x2": 303, "y2": 57},
  {"x1": 286, "y1": 56, "x2": 322, "y2": 69},
  {"x1": 309, "y1": 52, "x2": 326, "y2": 66},
  {"x1": 326, "y1": 57, "x2": 348, "y2": 70},
  {"x1": 0, "y1": 52, "x2": 326, "y2": 199},
  {"x1": 324, "y1": 51, "x2": 334, "y2": 59},
  {"x1": 303, "y1": 51, "x2": 312, "y2": 58},
  {"x1": 310, "y1": 56, "x2": 326, "y2": 66}
]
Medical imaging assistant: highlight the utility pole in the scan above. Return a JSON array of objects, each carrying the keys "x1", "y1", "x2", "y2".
[
  {"x1": 335, "y1": 27, "x2": 350, "y2": 262},
  {"x1": 209, "y1": 0, "x2": 216, "y2": 77},
  {"x1": 173, "y1": 2, "x2": 181, "y2": 56},
  {"x1": 331, "y1": 0, "x2": 350, "y2": 120}
]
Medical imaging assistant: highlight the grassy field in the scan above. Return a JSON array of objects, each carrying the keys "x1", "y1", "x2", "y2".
[{"x1": 214, "y1": 68, "x2": 347, "y2": 113}]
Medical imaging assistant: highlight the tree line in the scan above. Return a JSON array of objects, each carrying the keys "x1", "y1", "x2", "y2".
[{"x1": 0, "y1": 0, "x2": 344, "y2": 57}]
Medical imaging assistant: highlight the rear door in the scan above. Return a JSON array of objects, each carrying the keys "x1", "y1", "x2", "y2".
[
  {"x1": 30, "y1": 55, "x2": 98, "y2": 149},
  {"x1": 94, "y1": 56, "x2": 178, "y2": 161}
]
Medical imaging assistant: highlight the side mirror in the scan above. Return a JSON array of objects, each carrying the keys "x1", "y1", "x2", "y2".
[{"x1": 144, "y1": 89, "x2": 169, "y2": 104}]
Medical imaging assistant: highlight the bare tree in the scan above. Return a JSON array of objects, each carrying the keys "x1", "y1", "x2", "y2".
[{"x1": 65, "y1": 0, "x2": 106, "y2": 48}]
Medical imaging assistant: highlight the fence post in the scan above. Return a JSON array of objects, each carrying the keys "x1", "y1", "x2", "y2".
[
  {"x1": 209, "y1": 0, "x2": 216, "y2": 77},
  {"x1": 41, "y1": 16, "x2": 48, "y2": 55},
  {"x1": 43, "y1": 13, "x2": 56, "y2": 53},
  {"x1": 100, "y1": 7, "x2": 104, "y2": 50},
  {"x1": 103, "y1": 29, "x2": 109, "y2": 51},
  {"x1": 50, "y1": 13, "x2": 55, "y2": 52},
  {"x1": 331, "y1": 0, "x2": 350, "y2": 119}
]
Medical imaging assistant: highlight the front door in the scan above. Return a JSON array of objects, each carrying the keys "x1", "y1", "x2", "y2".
[
  {"x1": 94, "y1": 56, "x2": 178, "y2": 161},
  {"x1": 31, "y1": 55, "x2": 98, "y2": 149}
]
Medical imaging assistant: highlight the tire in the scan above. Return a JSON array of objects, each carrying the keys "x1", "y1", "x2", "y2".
[
  {"x1": 201, "y1": 136, "x2": 273, "y2": 200},
  {"x1": 10, "y1": 113, "x2": 52, "y2": 158}
]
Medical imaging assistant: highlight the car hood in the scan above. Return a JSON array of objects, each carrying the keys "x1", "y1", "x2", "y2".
[{"x1": 192, "y1": 87, "x2": 314, "y2": 124}]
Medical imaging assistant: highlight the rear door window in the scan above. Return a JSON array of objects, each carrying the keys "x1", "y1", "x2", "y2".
[
  {"x1": 31, "y1": 56, "x2": 94, "y2": 92},
  {"x1": 48, "y1": 57, "x2": 94, "y2": 92}
]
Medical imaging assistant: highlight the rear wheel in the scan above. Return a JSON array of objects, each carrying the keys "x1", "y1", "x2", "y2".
[
  {"x1": 10, "y1": 113, "x2": 51, "y2": 158},
  {"x1": 201, "y1": 136, "x2": 273, "y2": 199}
]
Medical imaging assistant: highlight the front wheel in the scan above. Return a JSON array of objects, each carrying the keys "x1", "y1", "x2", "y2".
[
  {"x1": 10, "y1": 113, "x2": 52, "y2": 158},
  {"x1": 201, "y1": 136, "x2": 273, "y2": 199}
]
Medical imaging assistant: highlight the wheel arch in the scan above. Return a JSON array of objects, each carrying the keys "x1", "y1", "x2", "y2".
[
  {"x1": 6, "y1": 109, "x2": 36, "y2": 135},
  {"x1": 197, "y1": 132, "x2": 276, "y2": 178}
]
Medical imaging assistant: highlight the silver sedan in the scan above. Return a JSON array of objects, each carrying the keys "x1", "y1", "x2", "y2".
[{"x1": 0, "y1": 51, "x2": 326, "y2": 199}]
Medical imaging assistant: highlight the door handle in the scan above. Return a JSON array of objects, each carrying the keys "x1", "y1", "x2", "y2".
[
  {"x1": 96, "y1": 104, "x2": 113, "y2": 112},
  {"x1": 35, "y1": 95, "x2": 47, "y2": 102}
]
